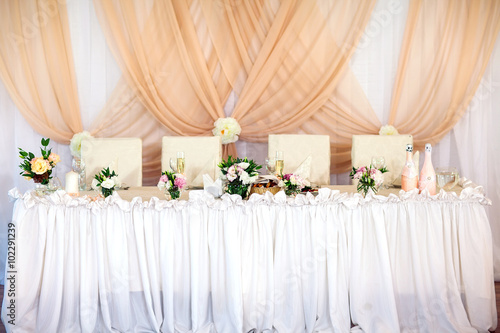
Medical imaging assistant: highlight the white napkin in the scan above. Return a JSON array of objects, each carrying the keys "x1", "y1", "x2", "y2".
[
  {"x1": 203, "y1": 174, "x2": 223, "y2": 198},
  {"x1": 293, "y1": 155, "x2": 312, "y2": 180},
  {"x1": 191, "y1": 159, "x2": 216, "y2": 187}
]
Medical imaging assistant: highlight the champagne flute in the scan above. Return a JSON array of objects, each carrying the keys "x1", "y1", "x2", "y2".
[
  {"x1": 176, "y1": 151, "x2": 185, "y2": 174},
  {"x1": 275, "y1": 151, "x2": 284, "y2": 175}
]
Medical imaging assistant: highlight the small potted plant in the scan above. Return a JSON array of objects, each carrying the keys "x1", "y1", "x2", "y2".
[
  {"x1": 157, "y1": 171, "x2": 187, "y2": 200},
  {"x1": 92, "y1": 167, "x2": 119, "y2": 198},
  {"x1": 18, "y1": 138, "x2": 60, "y2": 193},
  {"x1": 278, "y1": 173, "x2": 309, "y2": 196},
  {"x1": 349, "y1": 165, "x2": 388, "y2": 196}
]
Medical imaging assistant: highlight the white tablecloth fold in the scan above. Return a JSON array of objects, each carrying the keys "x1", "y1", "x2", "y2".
[{"x1": 2, "y1": 185, "x2": 496, "y2": 333}]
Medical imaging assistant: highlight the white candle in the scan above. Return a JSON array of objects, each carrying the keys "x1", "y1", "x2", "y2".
[{"x1": 65, "y1": 171, "x2": 79, "y2": 195}]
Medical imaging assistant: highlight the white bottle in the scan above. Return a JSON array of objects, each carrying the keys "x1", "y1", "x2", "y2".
[
  {"x1": 401, "y1": 144, "x2": 418, "y2": 191},
  {"x1": 418, "y1": 143, "x2": 436, "y2": 195}
]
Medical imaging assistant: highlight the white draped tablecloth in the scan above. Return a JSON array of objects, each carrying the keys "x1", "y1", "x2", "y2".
[{"x1": 1, "y1": 185, "x2": 496, "y2": 333}]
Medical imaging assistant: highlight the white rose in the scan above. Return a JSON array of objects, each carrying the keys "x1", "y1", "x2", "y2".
[
  {"x1": 240, "y1": 171, "x2": 252, "y2": 184},
  {"x1": 212, "y1": 117, "x2": 242, "y2": 144},
  {"x1": 101, "y1": 178, "x2": 115, "y2": 189},
  {"x1": 379, "y1": 125, "x2": 399, "y2": 136},
  {"x1": 238, "y1": 162, "x2": 250, "y2": 170},
  {"x1": 70, "y1": 131, "x2": 93, "y2": 158},
  {"x1": 91, "y1": 178, "x2": 99, "y2": 190}
]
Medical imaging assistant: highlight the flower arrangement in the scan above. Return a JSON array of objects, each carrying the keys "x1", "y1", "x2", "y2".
[
  {"x1": 157, "y1": 171, "x2": 187, "y2": 200},
  {"x1": 349, "y1": 165, "x2": 388, "y2": 196},
  {"x1": 218, "y1": 156, "x2": 261, "y2": 198},
  {"x1": 278, "y1": 173, "x2": 310, "y2": 196},
  {"x1": 212, "y1": 117, "x2": 241, "y2": 144},
  {"x1": 91, "y1": 167, "x2": 119, "y2": 197},
  {"x1": 18, "y1": 138, "x2": 60, "y2": 185},
  {"x1": 379, "y1": 125, "x2": 399, "y2": 136},
  {"x1": 70, "y1": 131, "x2": 93, "y2": 158}
]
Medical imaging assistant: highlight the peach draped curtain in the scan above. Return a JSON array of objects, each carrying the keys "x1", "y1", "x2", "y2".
[
  {"x1": 0, "y1": 0, "x2": 82, "y2": 143},
  {"x1": 389, "y1": 0, "x2": 500, "y2": 150},
  {"x1": 92, "y1": 0, "x2": 377, "y2": 182},
  {"x1": 1, "y1": 0, "x2": 500, "y2": 183}
]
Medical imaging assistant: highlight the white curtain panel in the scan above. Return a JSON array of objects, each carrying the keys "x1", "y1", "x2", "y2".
[{"x1": 1, "y1": 0, "x2": 500, "y2": 283}]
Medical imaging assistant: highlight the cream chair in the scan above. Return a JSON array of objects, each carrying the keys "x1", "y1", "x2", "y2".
[
  {"x1": 351, "y1": 135, "x2": 419, "y2": 186},
  {"x1": 81, "y1": 137, "x2": 143, "y2": 188},
  {"x1": 268, "y1": 134, "x2": 331, "y2": 185},
  {"x1": 161, "y1": 136, "x2": 222, "y2": 188}
]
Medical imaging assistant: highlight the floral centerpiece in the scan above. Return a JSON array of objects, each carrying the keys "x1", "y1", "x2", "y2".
[
  {"x1": 18, "y1": 138, "x2": 60, "y2": 185},
  {"x1": 349, "y1": 165, "x2": 388, "y2": 196},
  {"x1": 212, "y1": 117, "x2": 241, "y2": 144},
  {"x1": 218, "y1": 156, "x2": 261, "y2": 198},
  {"x1": 157, "y1": 171, "x2": 187, "y2": 200},
  {"x1": 91, "y1": 167, "x2": 119, "y2": 198},
  {"x1": 278, "y1": 173, "x2": 310, "y2": 196}
]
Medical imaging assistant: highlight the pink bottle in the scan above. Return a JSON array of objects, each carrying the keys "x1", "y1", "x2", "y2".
[
  {"x1": 401, "y1": 144, "x2": 418, "y2": 191},
  {"x1": 418, "y1": 143, "x2": 436, "y2": 195}
]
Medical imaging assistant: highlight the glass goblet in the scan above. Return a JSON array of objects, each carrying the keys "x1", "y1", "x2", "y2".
[
  {"x1": 371, "y1": 156, "x2": 386, "y2": 170},
  {"x1": 265, "y1": 158, "x2": 276, "y2": 175},
  {"x1": 169, "y1": 158, "x2": 177, "y2": 172}
]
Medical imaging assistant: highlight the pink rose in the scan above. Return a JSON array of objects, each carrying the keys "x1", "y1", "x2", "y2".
[
  {"x1": 174, "y1": 175, "x2": 187, "y2": 190},
  {"x1": 159, "y1": 174, "x2": 169, "y2": 183}
]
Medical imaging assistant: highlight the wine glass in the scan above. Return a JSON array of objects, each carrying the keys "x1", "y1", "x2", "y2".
[
  {"x1": 275, "y1": 151, "x2": 284, "y2": 175},
  {"x1": 371, "y1": 156, "x2": 386, "y2": 170},
  {"x1": 436, "y1": 167, "x2": 459, "y2": 190},
  {"x1": 169, "y1": 158, "x2": 177, "y2": 172},
  {"x1": 265, "y1": 158, "x2": 276, "y2": 175}
]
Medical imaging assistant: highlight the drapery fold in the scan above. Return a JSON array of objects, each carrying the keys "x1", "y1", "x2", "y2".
[
  {"x1": 389, "y1": 0, "x2": 500, "y2": 150},
  {"x1": 93, "y1": 0, "x2": 376, "y2": 176},
  {"x1": 1, "y1": 0, "x2": 499, "y2": 181},
  {"x1": 0, "y1": 0, "x2": 82, "y2": 143}
]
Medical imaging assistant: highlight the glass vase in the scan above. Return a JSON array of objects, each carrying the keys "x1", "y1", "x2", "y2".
[
  {"x1": 166, "y1": 189, "x2": 181, "y2": 200},
  {"x1": 34, "y1": 183, "x2": 48, "y2": 196},
  {"x1": 72, "y1": 158, "x2": 86, "y2": 191}
]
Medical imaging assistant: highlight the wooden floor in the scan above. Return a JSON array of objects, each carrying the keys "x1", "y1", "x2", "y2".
[{"x1": 1, "y1": 283, "x2": 500, "y2": 332}]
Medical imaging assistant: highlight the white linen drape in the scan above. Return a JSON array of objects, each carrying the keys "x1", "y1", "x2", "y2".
[
  {"x1": 2, "y1": 188, "x2": 495, "y2": 332},
  {"x1": 1, "y1": 0, "x2": 500, "y2": 285}
]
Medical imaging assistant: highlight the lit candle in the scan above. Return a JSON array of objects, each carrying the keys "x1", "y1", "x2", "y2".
[{"x1": 65, "y1": 171, "x2": 79, "y2": 195}]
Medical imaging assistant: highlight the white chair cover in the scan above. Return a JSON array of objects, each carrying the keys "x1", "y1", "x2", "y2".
[
  {"x1": 161, "y1": 136, "x2": 222, "y2": 187},
  {"x1": 81, "y1": 137, "x2": 142, "y2": 187},
  {"x1": 351, "y1": 135, "x2": 419, "y2": 185},
  {"x1": 268, "y1": 134, "x2": 331, "y2": 185}
]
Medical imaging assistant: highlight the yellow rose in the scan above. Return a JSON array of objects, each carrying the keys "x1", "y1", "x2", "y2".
[
  {"x1": 48, "y1": 153, "x2": 61, "y2": 164},
  {"x1": 31, "y1": 157, "x2": 50, "y2": 175}
]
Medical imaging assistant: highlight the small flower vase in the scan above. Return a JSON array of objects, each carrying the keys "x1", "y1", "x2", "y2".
[
  {"x1": 285, "y1": 189, "x2": 300, "y2": 197},
  {"x1": 101, "y1": 187, "x2": 114, "y2": 198},
  {"x1": 72, "y1": 158, "x2": 86, "y2": 191},
  {"x1": 34, "y1": 183, "x2": 48, "y2": 196},
  {"x1": 167, "y1": 189, "x2": 181, "y2": 200}
]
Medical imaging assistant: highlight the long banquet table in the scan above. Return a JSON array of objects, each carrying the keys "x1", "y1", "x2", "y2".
[{"x1": 2, "y1": 185, "x2": 497, "y2": 332}]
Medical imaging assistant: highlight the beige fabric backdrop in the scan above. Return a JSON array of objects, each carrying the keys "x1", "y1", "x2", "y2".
[
  {"x1": 389, "y1": 0, "x2": 500, "y2": 150},
  {"x1": 1, "y1": 0, "x2": 499, "y2": 185},
  {"x1": 0, "y1": 0, "x2": 82, "y2": 143}
]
